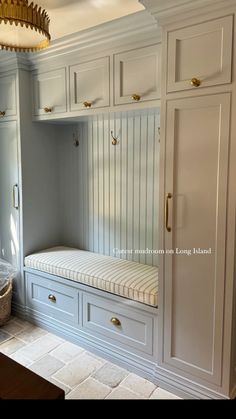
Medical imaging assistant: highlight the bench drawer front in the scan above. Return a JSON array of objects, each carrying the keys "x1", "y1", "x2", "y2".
[
  {"x1": 83, "y1": 293, "x2": 153, "y2": 355},
  {"x1": 26, "y1": 272, "x2": 79, "y2": 325}
]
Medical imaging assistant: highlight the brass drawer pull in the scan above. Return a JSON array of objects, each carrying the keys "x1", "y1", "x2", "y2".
[
  {"x1": 48, "y1": 294, "x2": 56, "y2": 302},
  {"x1": 44, "y1": 107, "x2": 52, "y2": 113},
  {"x1": 110, "y1": 317, "x2": 121, "y2": 326},
  {"x1": 83, "y1": 101, "x2": 92, "y2": 108},
  {"x1": 132, "y1": 94, "x2": 141, "y2": 101},
  {"x1": 190, "y1": 78, "x2": 201, "y2": 87},
  {"x1": 165, "y1": 193, "x2": 172, "y2": 233},
  {"x1": 0, "y1": 111, "x2": 6, "y2": 117}
]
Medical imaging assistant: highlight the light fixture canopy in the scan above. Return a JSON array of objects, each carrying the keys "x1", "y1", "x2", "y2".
[{"x1": 0, "y1": 0, "x2": 50, "y2": 52}]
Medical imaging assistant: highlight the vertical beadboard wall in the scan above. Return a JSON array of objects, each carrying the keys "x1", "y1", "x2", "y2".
[{"x1": 59, "y1": 110, "x2": 160, "y2": 266}]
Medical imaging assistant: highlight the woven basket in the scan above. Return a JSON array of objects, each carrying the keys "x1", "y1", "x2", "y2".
[{"x1": 0, "y1": 279, "x2": 12, "y2": 326}]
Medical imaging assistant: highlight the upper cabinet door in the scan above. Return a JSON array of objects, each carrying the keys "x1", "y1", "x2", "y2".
[
  {"x1": 70, "y1": 57, "x2": 110, "y2": 111},
  {"x1": 114, "y1": 44, "x2": 161, "y2": 105},
  {"x1": 0, "y1": 74, "x2": 17, "y2": 120},
  {"x1": 32, "y1": 68, "x2": 67, "y2": 117},
  {"x1": 167, "y1": 16, "x2": 233, "y2": 93}
]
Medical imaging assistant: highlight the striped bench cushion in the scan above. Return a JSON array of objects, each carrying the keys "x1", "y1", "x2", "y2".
[{"x1": 24, "y1": 247, "x2": 158, "y2": 307}]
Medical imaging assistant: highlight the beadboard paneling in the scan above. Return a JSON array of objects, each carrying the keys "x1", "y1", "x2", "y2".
[{"x1": 59, "y1": 111, "x2": 160, "y2": 266}]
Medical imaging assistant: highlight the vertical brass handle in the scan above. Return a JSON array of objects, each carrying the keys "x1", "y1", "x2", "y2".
[
  {"x1": 165, "y1": 193, "x2": 172, "y2": 233},
  {"x1": 0, "y1": 111, "x2": 6, "y2": 117},
  {"x1": 190, "y1": 78, "x2": 201, "y2": 87},
  {"x1": 48, "y1": 294, "x2": 56, "y2": 302},
  {"x1": 13, "y1": 184, "x2": 19, "y2": 210}
]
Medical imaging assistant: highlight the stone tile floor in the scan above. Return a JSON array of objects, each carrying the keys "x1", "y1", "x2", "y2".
[{"x1": 0, "y1": 317, "x2": 181, "y2": 400}]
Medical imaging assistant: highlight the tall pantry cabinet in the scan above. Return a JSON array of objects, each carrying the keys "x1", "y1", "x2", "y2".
[{"x1": 141, "y1": 0, "x2": 236, "y2": 399}]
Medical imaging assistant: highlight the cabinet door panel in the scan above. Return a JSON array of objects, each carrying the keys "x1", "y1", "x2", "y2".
[
  {"x1": 0, "y1": 74, "x2": 17, "y2": 119},
  {"x1": 114, "y1": 44, "x2": 161, "y2": 105},
  {"x1": 163, "y1": 94, "x2": 230, "y2": 385},
  {"x1": 70, "y1": 57, "x2": 110, "y2": 111},
  {"x1": 32, "y1": 68, "x2": 67, "y2": 116},
  {"x1": 167, "y1": 16, "x2": 233, "y2": 92},
  {"x1": 0, "y1": 122, "x2": 20, "y2": 270}
]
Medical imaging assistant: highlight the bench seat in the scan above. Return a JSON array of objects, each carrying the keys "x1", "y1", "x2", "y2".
[{"x1": 24, "y1": 247, "x2": 158, "y2": 307}]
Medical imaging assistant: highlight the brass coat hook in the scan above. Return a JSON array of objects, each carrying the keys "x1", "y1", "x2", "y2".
[{"x1": 111, "y1": 130, "x2": 118, "y2": 145}]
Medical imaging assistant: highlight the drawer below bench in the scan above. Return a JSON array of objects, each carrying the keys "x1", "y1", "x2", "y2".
[{"x1": 25, "y1": 270, "x2": 157, "y2": 358}]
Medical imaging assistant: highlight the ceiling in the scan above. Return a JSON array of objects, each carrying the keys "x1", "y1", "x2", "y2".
[{"x1": 39, "y1": 0, "x2": 145, "y2": 41}]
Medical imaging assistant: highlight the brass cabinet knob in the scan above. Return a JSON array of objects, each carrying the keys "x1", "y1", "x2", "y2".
[
  {"x1": 132, "y1": 94, "x2": 141, "y2": 101},
  {"x1": 110, "y1": 317, "x2": 121, "y2": 326},
  {"x1": 44, "y1": 107, "x2": 52, "y2": 113},
  {"x1": 0, "y1": 111, "x2": 6, "y2": 117},
  {"x1": 83, "y1": 101, "x2": 92, "y2": 108},
  {"x1": 190, "y1": 78, "x2": 201, "y2": 87},
  {"x1": 48, "y1": 294, "x2": 56, "y2": 302}
]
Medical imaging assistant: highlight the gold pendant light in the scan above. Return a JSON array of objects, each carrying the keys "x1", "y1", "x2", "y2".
[{"x1": 0, "y1": 0, "x2": 50, "y2": 52}]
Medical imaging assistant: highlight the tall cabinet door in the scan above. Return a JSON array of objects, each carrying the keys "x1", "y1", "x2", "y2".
[
  {"x1": 0, "y1": 122, "x2": 20, "y2": 270},
  {"x1": 162, "y1": 93, "x2": 230, "y2": 385}
]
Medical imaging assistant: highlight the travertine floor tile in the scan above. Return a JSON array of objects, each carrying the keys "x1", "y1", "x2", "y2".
[
  {"x1": 93, "y1": 362, "x2": 128, "y2": 388},
  {"x1": 1, "y1": 319, "x2": 25, "y2": 335},
  {"x1": 51, "y1": 341, "x2": 84, "y2": 363},
  {"x1": 0, "y1": 330, "x2": 11, "y2": 344},
  {"x1": 10, "y1": 351, "x2": 32, "y2": 367},
  {"x1": 121, "y1": 373, "x2": 156, "y2": 398},
  {"x1": 67, "y1": 377, "x2": 111, "y2": 399},
  {"x1": 150, "y1": 388, "x2": 181, "y2": 399},
  {"x1": 106, "y1": 386, "x2": 144, "y2": 400},
  {"x1": 16, "y1": 334, "x2": 63, "y2": 361},
  {"x1": 53, "y1": 352, "x2": 103, "y2": 388},
  {"x1": 17, "y1": 325, "x2": 47, "y2": 343},
  {"x1": 0, "y1": 337, "x2": 26, "y2": 355},
  {"x1": 29, "y1": 354, "x2": 65, "y2": 378}
]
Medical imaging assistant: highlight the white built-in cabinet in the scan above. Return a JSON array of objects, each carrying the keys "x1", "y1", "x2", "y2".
[
  {"x1": 114, "y1": 44, "x2": 161, "y2": 105},
  {"x1": 32, "y1": 68, "x2": 67, "y2": 116},
  {"x1": 158, "y1": 7, "x2": 236, "y2": 398},
  {"x1": 163, "y1": 93, "x2": 230, "y2": 385},
  {"x1": 167, "y1": 16, "x2": 233, "y2": 92},
  {"x1": 70, "y1": 57, "x2": 110, "y2": 111},
  {"x1": 0, "y1": 73, "x2": 17, "y2": 120},
  {"x1": 31, "y1": 43, "x2": 161, "y2": 119},
  {"x1": 0, "y1": 121, "x2": 20, "y2": 270}
]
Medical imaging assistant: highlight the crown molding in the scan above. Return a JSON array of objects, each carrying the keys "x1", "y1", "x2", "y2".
[
  {"x1": 27, "y1": 10, "x2": 160, "y2": 66},
  {"x1": 139, "y1": 0, "x2": 236, "y2": 25},
  {"x1": 0, "y1": 10, "x2": 160, "y2": 69}
]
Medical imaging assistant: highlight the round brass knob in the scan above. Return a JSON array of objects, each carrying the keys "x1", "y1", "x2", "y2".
[
  {"x1": 110, "y1": 317, "x2": 121, "y2": 326},
  {"x1": 48, "y1": 294, "x2": 56, "y2": 302},
  {"x1": 44, "y1": 107, "x2": 52, "y2": 113},
  {"x1": 132, "y1": 94, "x2": 141, "y2": 101},
  {"x1": 0, "y1": 111, "x2": 6, "y2": 117},
  {"x1": 190, "y1": 78, "x2": 201, "y2": 87},
  {"x1": 83, "y1": 101, "x2": 92, "y2": 108}
]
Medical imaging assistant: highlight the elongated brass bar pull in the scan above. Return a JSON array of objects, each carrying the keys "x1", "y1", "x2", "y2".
[
  {"x1": 13, "y1": 184, "x2": 19, "y2": 210},
  {"x1": 165, "y1": 193, "x2": 172, "y2": 232}
]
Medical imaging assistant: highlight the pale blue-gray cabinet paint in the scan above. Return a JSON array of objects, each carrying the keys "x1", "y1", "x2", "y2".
[{"x1": 59, "y1": 110, "x2": 160, "y2": 266}]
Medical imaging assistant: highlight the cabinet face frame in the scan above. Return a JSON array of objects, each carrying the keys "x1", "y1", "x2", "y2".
[
  {"x1": 69, "y1": 57, "x2": 110, "y2": 111},
  {"x1": 161, "y1": 93, "x2": 231, "y2": 386},
  {"x1": 114, "y1": 44, "x2": 161, "y2": 105},
  {"x1": 167, "y1": 16, "x2": 233, "y2": 93},
  {"x1": 32, "y1": 67, "x2": 67, "y2": 116},
  {"x1": 0, "y1": 74, "x2": 17, "y2": 119}
]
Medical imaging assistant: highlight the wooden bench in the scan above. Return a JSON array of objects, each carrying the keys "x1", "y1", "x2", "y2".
[{"x1": 0, "y1": 353, "x2": 65, "y2": 400}]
